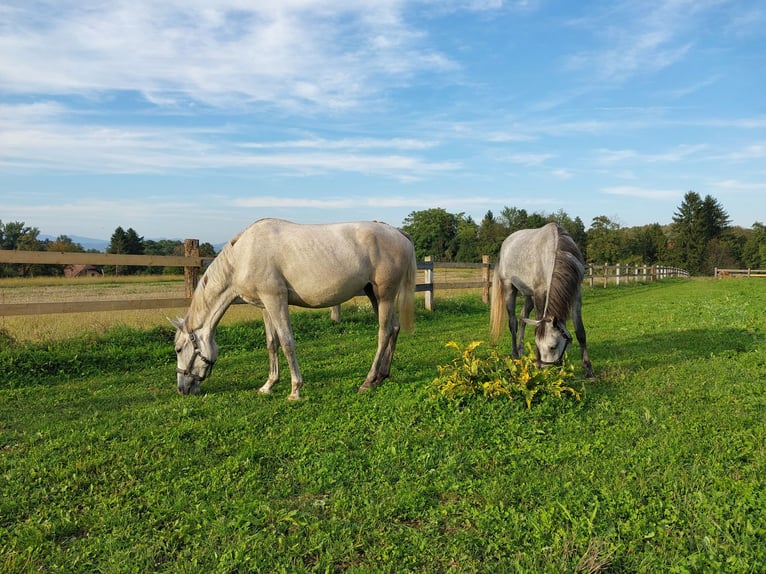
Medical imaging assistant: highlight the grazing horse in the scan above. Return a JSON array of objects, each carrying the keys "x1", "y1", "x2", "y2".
[
  {"x1": 172, "y1": 218, "x2": 416, "y2": 399},
  {"x1": 490, "y1": 223, "x2": 594, "y2": 378}
]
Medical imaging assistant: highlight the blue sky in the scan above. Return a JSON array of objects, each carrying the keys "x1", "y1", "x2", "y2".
[{"x1": 1, "y1": 0, "x2": 764, "y2": 244}]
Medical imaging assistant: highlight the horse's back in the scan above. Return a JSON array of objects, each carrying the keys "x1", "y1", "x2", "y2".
[
  {"x1": 497, "y1": 223, "x2": 560, "y2": 291},
  {"x1": 230, "y1": 219, "x2": 413, "y2": 307}
]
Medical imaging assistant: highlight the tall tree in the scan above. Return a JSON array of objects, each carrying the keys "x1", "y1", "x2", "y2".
[
  {"x1": 454, "y1": 215, "x2": 479, "y2": 262},
  {"x1": 107, "y1": 226, "x2": 145, "y2": 275},
  {"x1": 476, "y1": 210, "x2": 507, "y2": 259},
  {"x1": 401, "y1": 208, "x2": 459, "y2": 260},
  {"x1": 672, "y1": 191, "x2": 730, "y2": 275},
  {"x1": 741, "y1": 222, "x2": 766, "y2": 269},
  {"x1": 586, "y1": 216, "x2": 622, "y2": 264}
]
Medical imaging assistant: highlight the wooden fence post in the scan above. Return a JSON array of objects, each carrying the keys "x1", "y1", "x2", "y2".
[
  {"x1": 330, "y1": 305, "x2": 341, "y2": 322},
  {"x1": 424, "y1": 256, "x2": 434, "y2": 311},
  {"x1": 588, "y1": 264, "x2": 594, "y2": 288},
  {"x1": 482, "y1": 255, "x2": 490, "y2": 304},
  {"x1": 184, "y1": 239, "x2": 200, "y2": 298}
]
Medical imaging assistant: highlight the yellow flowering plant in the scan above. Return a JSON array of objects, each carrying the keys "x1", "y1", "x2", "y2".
[{"x1": 433, "y1": 341, "x2": 580, "y2": 408}]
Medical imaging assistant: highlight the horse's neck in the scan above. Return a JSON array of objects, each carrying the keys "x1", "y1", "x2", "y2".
[{"x1": 187, "y1": 257, "x2": 237, "y2": 333}]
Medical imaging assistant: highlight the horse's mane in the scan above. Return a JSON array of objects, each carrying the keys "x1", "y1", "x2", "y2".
[
  {"x1": 544, "y1": 225, "x2": 584, "y2": 322},
  {"x1": 185, "y1": 233, "x2": 239, "y2": 330}
]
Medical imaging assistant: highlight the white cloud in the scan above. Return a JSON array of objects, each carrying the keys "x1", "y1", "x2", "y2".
[
  {"x1": 713, "y1": 179, "x2": 766, "y2": 192},
  {"x1": 563, "y1": 0, "x2": 720, "y2": 83},
  {"x1": 0, "y1": 1, "x2": 461, "y2": 111},
  {"x1": 602, "y1": 186, "x2": 680, "y2": 200},
  {"x1": 505, "y1": 153, "x2": 555, "y2": 166}
]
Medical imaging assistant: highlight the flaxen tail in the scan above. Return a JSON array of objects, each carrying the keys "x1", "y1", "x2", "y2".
[
  {"x1": 489, "y1": 270, "x2": 506, "y2": 343},
  {"x1": 397, "y1": 239, "x2": 417, "y2": 333}
]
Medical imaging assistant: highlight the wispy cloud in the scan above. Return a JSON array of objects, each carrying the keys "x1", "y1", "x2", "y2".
[
  {"x1": 713, "y1": 179, "x2": 766, "y2": 192},
  {"x1": 505, "y1": 152, "x2": 555, "y2": 166},
  {"x1": 596, "y1": 144, "x2": 706, "y2": 164},
  {"x1": 563, "y1": 0, "x2": 723, "y2": 83},
  {"x1": 602, "y1": 186, "x2": 680, "y2": 200},
  {"x1": 231, "y1": 194, "x2": 513, "y2": 211},
  {"x1": 0, "y1": 1, "x2": 463, "y2": 111}
]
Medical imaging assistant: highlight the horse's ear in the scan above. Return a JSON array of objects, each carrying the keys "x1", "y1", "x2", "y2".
[
  {"x1": 522, "y1": 318, "x2": 541, "y2": 326},
  {"x1": 168, "y1": 316, "x2": 184, "y2": 330}
]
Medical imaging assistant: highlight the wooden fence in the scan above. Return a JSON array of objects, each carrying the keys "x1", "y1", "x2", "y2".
[
  {"x1": 714, "y1": 268, "x2": 766, "y2": 278},
  {"x1": 0, "y1": 244, "x2": 687, "y2": 317},
  {"x1": 585, "y1": 263, "x2": 689, "y2": 287}
]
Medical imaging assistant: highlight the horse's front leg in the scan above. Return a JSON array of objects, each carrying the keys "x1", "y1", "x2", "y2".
[
  {"x1": 571, "y1": 293, "x2": 595, "y2": 379},
  {"x1": 516, "y1": 296, "x2": 534, "y2": 358},
  {"x1": 262, "y1": 300, "x2": 304, "y2": 401},
  {"x1": 258, "y1": 310, "x2": 281, "y2": 395}
]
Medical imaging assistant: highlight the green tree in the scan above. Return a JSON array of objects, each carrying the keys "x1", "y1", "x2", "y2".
[
  {"x1": 671, "y1": 191, "x2": 730, "y2": 275},
  {"x1": 741, "y1": 222, "x2": 766, "y2": 269},
  {"x1": 0, "y1": 220, "x2": 43, "y2": 277},
  {"x1": 401, "y1": 208, "x2": 459, "y2": 261},
  {"x1": 476, "y1": 210, "x2": 507, "y2": 259},
  {"x1": 586, "y1": 216, "x2": 622, "y2": 264},
  {"x1": 45, "y1": 235, "x2": 86, "y2": 277},
  {"x1": 106, "y1": 227, "x2": 145, "y2": 275},
  {"x1": 454, "y1": 216, "x2": 479, "y2": 262},
  {"x1": 499, "y1": 206, "x2": 530, "y2": 235},
  {"x1": 626, "y1": 224, "x2": 668, "y2": 265}
]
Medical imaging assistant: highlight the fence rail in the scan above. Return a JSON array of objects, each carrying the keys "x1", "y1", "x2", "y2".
[
  {"x1": 585, "y1": 263, "x2": 689, "y2": 287},
  {"x1": 714, "y1": 267, "x2": 766, "y2": 278},
  {"x1": 1, "y1": 245, "x2": 687, "y2": 317}
]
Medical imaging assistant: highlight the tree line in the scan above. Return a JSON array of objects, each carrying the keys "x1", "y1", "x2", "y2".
[
  {"x1": 400, "y1": 191, "x2": 764, "y2": 276},
  {"x1": 2, "y1": 191, "x2": 765, "y2": 277},
  {"x1": 0, "y1": 224, "x2": 216, "y2": 278}
]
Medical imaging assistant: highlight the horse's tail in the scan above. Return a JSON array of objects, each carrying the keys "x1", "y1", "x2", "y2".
[
  {"x1": 397, "y1": 240, "x2": 417, "y2": 333},
  {"x1": 489, "y1": 268, "x2": 506, "y2": 343}
]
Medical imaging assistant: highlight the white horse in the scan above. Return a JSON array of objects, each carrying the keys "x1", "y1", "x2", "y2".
[
  {"x1": 172, "y1": 218, "x2": 416, "y2": 399},
  {"x1": 490, "y1": 223, "x2": 594, "y2": 378}
]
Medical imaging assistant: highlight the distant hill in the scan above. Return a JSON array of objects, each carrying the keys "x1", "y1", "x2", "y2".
[{"x1": 41, "y1": 235, "x2": 109, "y2": 252}]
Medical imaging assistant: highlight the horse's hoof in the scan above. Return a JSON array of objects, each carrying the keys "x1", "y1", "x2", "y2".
[
  {"x1": 358, "y1": 383, "x2": 374, "y2": 393},
  {"x1": 258, "y1": 387, "x2": 272, "y2": 395},
  {"x1": 287, "y1": 393, "x2": 300, "y2": 401}
]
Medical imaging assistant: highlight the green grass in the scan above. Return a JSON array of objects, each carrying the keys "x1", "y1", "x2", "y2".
[{"x1": 1, "y1": 279, "x2": 766, "y2": 572}]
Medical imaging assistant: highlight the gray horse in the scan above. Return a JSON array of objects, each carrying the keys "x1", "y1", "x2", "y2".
[{"x1": 490, "y1": 223, "x2": 594, "y2": 378}]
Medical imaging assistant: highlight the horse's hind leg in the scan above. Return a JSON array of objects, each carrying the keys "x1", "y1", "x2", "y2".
[
  {"x1": 507, "y1": 287, "x2": 520, "y2": 358},
  {"x1": 364, "y1": 283, "x2": 379, "y2": 316},
  {"x1": 359, "y1": 299, "x2": 397, "y2": 392}
]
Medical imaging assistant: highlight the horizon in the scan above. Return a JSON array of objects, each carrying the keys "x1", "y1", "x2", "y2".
[{"x1": 2, "y1": 1, "x2": 764, "y2": 245}]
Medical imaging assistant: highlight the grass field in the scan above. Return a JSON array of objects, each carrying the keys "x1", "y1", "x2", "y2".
[{"x1": 1, "y1": 278, "x2": 765, "y2": 572}]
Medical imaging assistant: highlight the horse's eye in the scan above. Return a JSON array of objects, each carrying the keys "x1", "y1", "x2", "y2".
[{"x1": 175, "y1": 348, "x2": 182, "y2": 354}]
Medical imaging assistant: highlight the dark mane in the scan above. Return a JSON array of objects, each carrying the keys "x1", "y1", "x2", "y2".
[{"x1": 544, "y1": 225, "x2": 584, "y2": 322}]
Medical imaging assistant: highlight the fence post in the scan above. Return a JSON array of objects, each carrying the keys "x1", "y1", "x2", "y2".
[
  {"x1": 588, "y1": 264, "x2": 594, "y2": 288},
  {"x1": 424, "y1": 256, "x2": 434, "y2": 311},
  {"x1": 482, "y1": 255, "x2": 491, "y2": 304},
  {"x1": 330, "y1": 305, "x2": 341, "y2": 322},
  {"x1": 184, "y1": 239, "x2": 200, "y2": 298},
  {"x1": 616, "y1": 263, "x2": 621, "y2": 286},
  {"x1": 603, "y1": 263, "x2": 608, "y2": 288}
]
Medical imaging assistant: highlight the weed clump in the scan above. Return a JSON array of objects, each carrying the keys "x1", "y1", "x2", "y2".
[{"x1": 432, "y1": 340, "x2": 581, "y2": 408}]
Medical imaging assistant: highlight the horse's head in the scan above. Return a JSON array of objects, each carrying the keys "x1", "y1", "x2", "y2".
[
  {"x1": 523, "y1": 317, "x2": 572, "y2": 367},
  {"x1": 170, "y1": 318, "x2": 218, "y2": 395}
]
